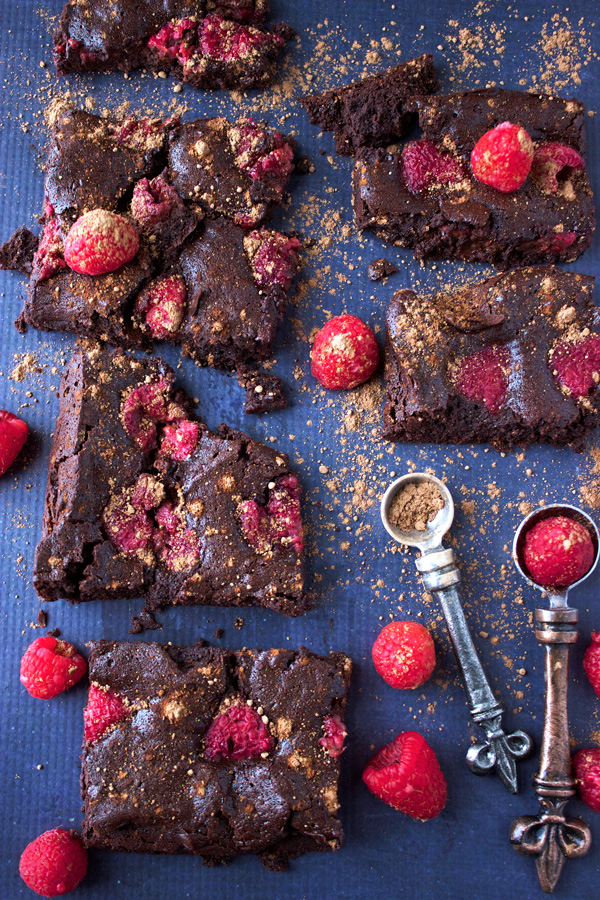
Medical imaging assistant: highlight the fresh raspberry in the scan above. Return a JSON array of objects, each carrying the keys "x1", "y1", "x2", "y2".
[
  {"x1": 471, "y1": 121, "x2": 534, "y2": 193},
  {"x1": 550, "y1": 335, "x2": 600, "y2": 399},
  {"x1": 204, "y1": 704, "x2": 274, "y2": 760},
  {"x1": 239, "y1": 474, "x2": 303, "y2": 554},
  {"x1": 401, "y1": 139, "x2": 464, "y2": 193},
  {"x1": 63, "y1": 210, "x2": 139, "y2": 276},
  {"x1": 103, "y1": 473, "x2": 165, "y2": 555},
  {"x1": 33, "y1": 204, "x2": 66, "y2": 282},
  {"x1": 130, "y1": 175, "x2": 182, "y2": 227},
  {"x1": 122, "y1": 377, "x2": 186, "y2": 451},
  {"x1": 583, "y1": 633, "x2": 600, "y2": 698},
  {"x1": 153, "y1": 500, "x2": 200, "y2": 572},
  {"x1": 19, "y1": 828, "x2": 87, "y2": 897},
  {"x1": 199, "y1": 14, "x2": 282, "y2": 63},
  {"x1": 137, "y1": 275, "x2": 188, "y2": 339},
  {"x1": 372, "y1": 621, "x2": 436, "y2": 690},
  {"x1": 454, "y1": 344, "x2": 510, "y2": 413},
  {"x1": 0, "y1": 409, "x2": 28, "y2": 476},
  {"x1": 523, "y1": 515, "x2": 595, "y2": 588},
  {"x1": 84, "y1": 684, "x2": 131, "y2": 744},
  {"x1": 362, "y1": 731, "x2": 447, "y2": 820},
  {"x1": 573, "y1": 748, "x2": 600, "y2": 812},
  {"x1": 20, "y1": 636, "x2": 87, "y2": 700},
  {"x1": 311, "y1": 314, "x2": 379, "y2": 390},
  {"x1": 244, "y1": 230, "x2": 301, "y2": 290},
  {"x1": 530, "y1": 142, "x2": 585, "y2": 194},
  {"x1": 319, "y1": 715, "x2": 347, "y2": 758},
  {"x1": 159, "y1": 419, "x2": 199, "y2": 460},
  {"x1": 229, "y1": 122, "x2": 294, "y2": 190}
]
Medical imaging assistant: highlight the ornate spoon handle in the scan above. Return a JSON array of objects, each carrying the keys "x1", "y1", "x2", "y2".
[
  {"x1": 511, "y1": 606, "x2": 591, "y2": 893},
  {"x1": 417, "y1": 548, "x2": 531, "y2": 793}
]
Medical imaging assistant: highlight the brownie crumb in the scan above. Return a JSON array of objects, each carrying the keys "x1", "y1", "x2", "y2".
[
  {"x1": 214, "y1": 628, "x2": 224, "y2": 639},
  {"x1": 36, "y1": 610, "x2": 48, "y2": 628},
  {"x1": 234, "y1": 617, "x2": 244, "y2": 629},
  {"x1": 47, "y1": 627, "x2": 61, "y2": 638},
  {"x1": 238, "y1": 370, "x2": 287, "y2": 414},
  {"x1": 0, "y1": 226, "x2": 38, "y2": 274},
  {"x1": 389, "y1": 482, "x2": 444, "y2": 532},
  {"x1": 129, "y1": 609, "x2": 162, "y2": 633},
  {"x1": 368, "y1": 258, "x2": 398, "y2": 281}
]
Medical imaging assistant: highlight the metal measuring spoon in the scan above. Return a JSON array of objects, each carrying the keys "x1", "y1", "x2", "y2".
[
  {"x1": 510, "y1": 504, "x2": 598, "y2": 893},
  {"x1": 381, "y1": 472, "x2": 532, "y2": 793}
]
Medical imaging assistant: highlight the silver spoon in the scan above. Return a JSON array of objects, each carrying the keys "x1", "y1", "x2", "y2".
[
  {"x1": 510, "y1": 504, "x2": 597, "y2": 893},
  {"x1": 381, "y1": 472, "x2": 532, "y2": 793}
]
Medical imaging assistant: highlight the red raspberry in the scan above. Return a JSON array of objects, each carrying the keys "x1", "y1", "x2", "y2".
[
  {"x1": 550, "y1": 335, "x2": 600, "y2": 399},
  {"x1": 401, "y1": 139, "x2": 464, "y2": 193},
  {"x1": 147, "y1": 18, "x2": 198, "y2": 63},
  {"x1": 159, "y1": 419, "x2": 199, "y2": 460},
  {"x1": 103, "y1": 474, "x2": 162, "y2": 555},
  {"x1": 19, "y1": 828, "x2": 87, "y2": 897},
  {"x1": 0, "y1": 409, "x2": 28, "y2": 476},
  {"x1": 199, "y1": 14, "x2": 282, "y2": 63},
  {"x1": 244, "y1": 230, "x2": 301, "y2": 290},
  {"x1": 204, "y1": 704, "x2": 274, "y2": 760},
  {"x1": 63, "y1": 210, "x2": 139, "y2": 276},
  {"x1": 454, "y1": 344, "x2": 510, "y2": 413},
  {"x1": 362, "y1": 731, "x2": 447, "y2": 820},
  {"x1": 121, "y1": 377, "x2": 185, "y2": 451},
  {"x1": 20, "y1": 636, "x2": 87, "y2": 700},
  {"x1": 33, "y1": 204, "x2": 66, "y2": 282},
  {"x1": 531, "y1": 142, "x2": 585, "y2": 194},
  {"x1": 471, "y1": 121, "x2": 534, "y2": 193},
  {"x1": 311, "y1": 314, "x2": 379, "y2": 390},
  {"x1": 131, "y1": 175, "x2": 183, "y2": 227},
  {"x1": 372, "y1": 621, "x2": 436, "y2": 690},
  {"x1": 239, "y1": 474, "x2": 303, "y2": 554},
  {"x1": 319, "y1": 715, "x2": 347, "y2": 758},
  {"x1": 153, "y1": 500, "x2": 200, "y2": 572},
  {"x1": 573, "y1": 748, "x2": 600, "y2": 812},
  {"x1": 84, "y1": 684, "x2": 131, "y2": 744},
  {"x1": 583, "y1": 632, "x2": 600, "y2": 698},
  {"x1": 138, "y1": 275, "x2": 188, "y2": 339},
  {"x1": 523, "y1": 515, "x2": 595, "y2": 588}
]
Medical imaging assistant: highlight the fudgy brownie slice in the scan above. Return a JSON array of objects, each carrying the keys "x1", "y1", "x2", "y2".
[
  {"x1": 34, "y1": 341, "x2": 307, "y2": 615},
  {"x1": 354, "y1": 88, "x2": 595, "y2": 267},
  {"x1": 0, "y1": 107, "x2": 299, "y2": 372},
  {"x1": 53, "y1": 0, "x2": 292, "y2": 90},
  {"x1": 81, "y1": 640, "x2": 351, "y2": 870},
  {"x1": 300, "y1": 54, "x2": 439, "y2": 156},
  {"x1": 384, "y1": 266, "x2": 600, "y2": 449}
]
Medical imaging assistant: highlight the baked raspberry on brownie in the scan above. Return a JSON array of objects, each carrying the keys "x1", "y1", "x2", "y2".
[
  {"x1": 81, "y1": 640, "x2": 351, "y2": 870},
  {"x1": 33, "y1": 341, "x2": 307, "y2": 616},
  {"x1": 383, "y1": 266, "x2": 600, "y2": 449},
  {"x1": 354, "y1": 88, "x2": 595, "y2": 267},
  {"x1": 52, "y1": 0, "x2": 292, "y2": 90},
  {"x1": 0, "y1": 107, "x2": 299, "y2": 374}
]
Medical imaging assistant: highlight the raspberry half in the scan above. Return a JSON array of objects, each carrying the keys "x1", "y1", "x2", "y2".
[
  {"x1": 131, "y1": 175, "x2": 183, "y2": 227},
  {"x1": 137, "y1": 275, "x2": 188, "y2": 340},
  {"x1": 19, "y1": 828, "x2": 87, "y2": 897},
  {"x1": 454, "y1": 344, "x2": 510, "y2": 413},
  {"x1": 523, "y1": 515, "x2": 595, "y2": 588},
  {"x1": 238, "y1": 474, "x2": 303, "y2": 555},
  {"x1": 64, "y1": 210, "x2": 139, "y2": 276},
  {"x1": 20, "y1": 636, "x2": 87, "y2": 700},
  {"x1": 319, "y1": 715, "x2": 348, "y2": 758},
  {"x1": 84, "y1": 684, "x2": 131, "y2": 744},
  {"x1": 0, "y1": 409, "x2": 28, "y2": 477},
  {"x1": 372, "y1": 621, "x2": 436, "y2": 690},
  {"x1": 550, "y1": 335, "x2": 600, "y2": 399},
  {"x1": 471, "y1": 121, "x2": 534, "y2": 193},
  {"x1": 583, "y1": 632, "x2": 600, "y2": 698},
  {"x1": 204, "y1": 704, "x2": 274, "y2": 760},
  {"x1": 401, "y1": 139, "x2": 464, "y2": 193},
  {"x1": 530, "y1": 142, "x2": 585, "y2": 194},
  {"x1": 362, "y1": 731, "x2": 447, "y2": 820},
  {"x1": 311, "y1": 314, "x2": 379, "y2": 390},
  {"x1": 573, "y1": 748, "x2": 600, "y2": 813}
]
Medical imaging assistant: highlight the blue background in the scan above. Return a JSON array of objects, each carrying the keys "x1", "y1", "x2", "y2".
[{"x1": 1, "y1": 1, "x2": 600, "y2": 898}]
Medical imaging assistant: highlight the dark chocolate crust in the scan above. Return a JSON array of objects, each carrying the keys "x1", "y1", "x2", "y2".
[
  {"x1": 383, "y1": 266, "x2": 600, "y2": 449},
  {"x1": 354, "y1": 88, "x2": 596, "y2": 268},
  {"x1": 300, "y1": 54, "x2": 439, "y2": 156},
  {"x1": 52, "y1": 0, "x2": 290, "y2": 90},
  {"x1": 81, "y1": 640, "x2": 351, "y2": 870},
  {"x1": 34, "y1": 342, "x2": 307, "y2": 615}
]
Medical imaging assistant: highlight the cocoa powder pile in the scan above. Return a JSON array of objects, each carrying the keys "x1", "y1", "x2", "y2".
[{"x1": 388, "y1": 481, "x2": 445, "y2": 532}]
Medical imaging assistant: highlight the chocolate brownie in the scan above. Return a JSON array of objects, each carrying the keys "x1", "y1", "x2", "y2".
[
  {"x1": 238, "y1": 369, "x2": 287, "y2": 413},
  {"x1": 300, "y1": 54, "x2": 439, "y2": 156},
  {"x1": 53, "y1": 0, "x2": 292, "y2": 90},
  {"x1": 383, "y1": 266, "x2": 600, "y2": 449},
  {"x1": 354, "y1": 88, "x2": 596, "y2": 267},
  {"x1": 0, "y1": 107, "x2": 299, "y2": 373},
  {"x1": 81, "y1": 640, "x2": 351, "y2": 870},
  {"x1": 34, "y1": 341, "x2": 307, "y2": 615}
]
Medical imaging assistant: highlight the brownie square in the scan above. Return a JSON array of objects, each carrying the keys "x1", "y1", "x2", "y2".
[
  {"x1": 300, "y1": 54, "x2": 439, "y2": 156},
  {"x1": 81, "y1": 640, "x2": 352, "y2": 870},
  {"x1": 33, "y1": 341, "x2": 307, "y2": 616},
  {"x1": 354, "y1": 88, "x2": 596, "y2": 267},
  {"x1": 53, "y1": 0, "x2": 292, "y2": 90},
  {"x1": 383, "y1": 266, "x2": 600, "y2": 449},
  {"x1": 0, "y1": 107, "x2": 299, "y2": 373}
]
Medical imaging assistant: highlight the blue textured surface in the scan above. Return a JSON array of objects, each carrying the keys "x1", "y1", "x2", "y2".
[{"x1": 1, "y1": 1, "x2": 600, "y2": 898}]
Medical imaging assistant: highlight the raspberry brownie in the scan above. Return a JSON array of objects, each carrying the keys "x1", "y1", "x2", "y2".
[
  {"x1": 81, "y1": 640, "x2": 351, "y2": 870},
  {"x1": 300, "y1": 54, "x2": 439, "y2": 156},
  {"x1": 383, "y1": 266, "x2": 600, "y2": 448},
  {"x1": 354, "y1": 88, "x2": 595, "y2": 267},
  {"x1": 53, "y1": 0, "x2": 292, "y2": 90},
  {"x1": 33, "y1": 341, "x2": 307, "y2": 616},
  {"x1": 0, "y1": 107, "x2": 299, "y2": 373}
]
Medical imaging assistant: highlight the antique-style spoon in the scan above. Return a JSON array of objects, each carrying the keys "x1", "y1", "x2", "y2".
[
  {"x1": 381, "y1": 472, "x2": 532, "y2": 793},
  {"x1": 510, "y1": 503, "x2": 598, "y2": 893}
]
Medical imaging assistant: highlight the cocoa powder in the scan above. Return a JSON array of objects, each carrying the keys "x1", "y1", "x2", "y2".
[{"x1": 388, "y1": 481, "x2": 444, "y2": 532}]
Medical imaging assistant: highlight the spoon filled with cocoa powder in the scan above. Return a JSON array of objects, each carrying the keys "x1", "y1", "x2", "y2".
[{"x1": 381, "y1": 473, "x2": 532, "y2": 793}]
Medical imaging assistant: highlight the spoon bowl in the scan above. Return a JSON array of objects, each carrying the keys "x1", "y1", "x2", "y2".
[{"x1": 381, "y1": 472, "x2": 454, "y2": 550}]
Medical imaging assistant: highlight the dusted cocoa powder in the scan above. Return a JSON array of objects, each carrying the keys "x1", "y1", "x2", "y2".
[{"x1": 389, "y1": 481, "x2": 445, "y2": 532}]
